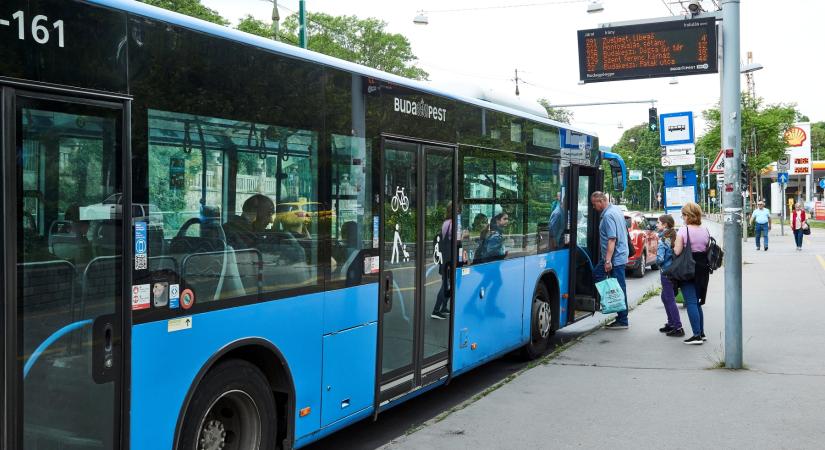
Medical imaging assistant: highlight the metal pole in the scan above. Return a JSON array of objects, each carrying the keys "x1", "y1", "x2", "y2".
[
  {"x1": 722, "y1": 0, "x2": 743, "y2": 369},
  {"x1": 644, "y1": 176, "x2": 653, "y2": 211},
  {"x1": 299, "y1": 0, "x2": 307, "y2": 48},
  {"x1": 271, "y1": 0, "x2": 280, "y2": 40},
  {"x1": 780, "y1": 183, "x2": 785, "y2": 236}
]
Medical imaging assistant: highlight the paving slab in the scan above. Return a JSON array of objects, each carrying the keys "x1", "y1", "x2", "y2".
[{"x1": 386, "y1": 220, "x2": 825, "y2": 449}]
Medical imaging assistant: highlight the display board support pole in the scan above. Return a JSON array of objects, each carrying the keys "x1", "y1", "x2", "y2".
[{"x1": 721, "y1": 0, "x2": 743, "y2": 369}]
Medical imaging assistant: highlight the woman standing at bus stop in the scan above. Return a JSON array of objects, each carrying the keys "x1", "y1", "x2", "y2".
[{"x1": 672, "y1": 203, "x2": 711, "y2": 345}]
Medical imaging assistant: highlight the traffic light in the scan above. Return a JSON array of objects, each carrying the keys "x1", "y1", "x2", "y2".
[
  {"x1": 740, "y1": 162, "x2": 749, "y2": 193},
  {"x1": 648, "y1": 107, "x2": 658, "y2": 132}
]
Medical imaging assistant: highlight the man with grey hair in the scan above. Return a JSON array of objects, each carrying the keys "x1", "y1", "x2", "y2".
[{"x1": 590, "y1": 191, "x2": 630, "y2": 329}]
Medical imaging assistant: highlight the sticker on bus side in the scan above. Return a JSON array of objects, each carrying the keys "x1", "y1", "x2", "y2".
[
  {"x1": 134, "y1": 221, "x2": 148, "y2": 270},
  {"x1": 168, "y1": 284, "x2": 180, "y2": 309},
  {"x1": 131, "y1": 284, "x2": 150, "y2": 310},
  {"x1": 168, "y1": 316, "x2": 192, "y2": 333}
]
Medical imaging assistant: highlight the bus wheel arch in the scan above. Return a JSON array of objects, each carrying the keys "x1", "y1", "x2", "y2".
[
  {"x1": 174, "y1": 338, "x2": 296, "y2": 450},
  {"x1": 522, "y1": 271, "x2": 560, "y2": 360}
]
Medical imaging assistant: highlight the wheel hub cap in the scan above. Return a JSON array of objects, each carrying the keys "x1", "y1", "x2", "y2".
[
  {"x1": 199, "y1": 419, "x2": 227, "y2": 450},
  {"x1": 538, "y1": 302, "x2": 551, "y2": 338}
]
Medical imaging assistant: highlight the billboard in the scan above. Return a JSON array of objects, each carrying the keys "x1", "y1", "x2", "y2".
[{"x1": 784, "y1": 123, "x2": 811, "y2": 175}]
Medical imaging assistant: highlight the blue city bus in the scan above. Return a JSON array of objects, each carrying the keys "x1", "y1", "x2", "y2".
[{"x1": 0, "y1": 1, "x2": 626, "y2": 448}]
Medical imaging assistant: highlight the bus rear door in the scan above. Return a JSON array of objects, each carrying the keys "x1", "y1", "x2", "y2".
[
  {"x1": 568, "y1": 164, "x2": 602, "y2": 322},
  {"x1": 376, "y1": 137, "x2": 456, "y2": 408},
  {"x1": 1, "y1": 87, "x2": 128, "y2": 449}
]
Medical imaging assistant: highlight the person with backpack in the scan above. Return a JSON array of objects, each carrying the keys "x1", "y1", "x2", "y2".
[
  {"x1": 672, "y1": 202, "x2": 711, "y2": 345},
  {"x1": 656, "y1": 214, "x2": 683, "y2": 337}
]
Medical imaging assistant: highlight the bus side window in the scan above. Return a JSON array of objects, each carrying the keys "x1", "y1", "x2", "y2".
[
  {"x1": 147, "y1": 109, "x2": 321, "y2": 305},
  {"x1": 329, "y1": 135, "x2": 372, "y2": 286}
]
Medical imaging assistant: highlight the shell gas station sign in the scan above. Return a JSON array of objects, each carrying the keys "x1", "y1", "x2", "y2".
[{"x1": 784, "y1": 123, "x2": 811, "y2": 175}]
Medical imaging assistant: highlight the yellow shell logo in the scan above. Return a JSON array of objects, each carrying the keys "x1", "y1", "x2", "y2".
[{"x1": 784, "y1": 127, "x2": 807, "y2": 147}]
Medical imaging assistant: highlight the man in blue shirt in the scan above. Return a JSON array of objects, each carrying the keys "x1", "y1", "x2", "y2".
[
  {"x1": 750, "y1": 200, "x2": 771, "y2": 251},
  {"x1": 590, "y1": 191, "x2": 630, "y2": 329}
]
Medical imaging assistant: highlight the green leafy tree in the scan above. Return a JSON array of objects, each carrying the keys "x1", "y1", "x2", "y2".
[
  {"x1": 811, "y1": 122, "x2": 825, "y2": 161},
  {"x1": 139, "y1": 0, "x2": 228, "y2": 25},
  {"x1": 278, "y1": 12, "x2": 428, "y2": 80},
  {"x1": 237, "y1": 15, "x2": 276, "y2": 39},
  {"x1": 606, "y1": 125, "x2": 661, "y2": 210},
  {"x1": 695, "y1": 92, "x2": 799, "y2": 195},
  {"x1": 538, "y1": 99, "x2": 574, "y2": 124}
]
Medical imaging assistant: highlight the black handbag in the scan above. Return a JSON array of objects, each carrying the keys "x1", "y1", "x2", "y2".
[
  {"x1": 802, "y1": 223, "x2": 811, "y2": 235},
  {"x1": 662, "y1": 227, "x2": 695, "y2": 281}
]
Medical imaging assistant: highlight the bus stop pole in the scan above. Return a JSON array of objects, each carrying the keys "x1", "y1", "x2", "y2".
[{"x1": 721, "y1": 0, "x2": 743, "y2": 369}]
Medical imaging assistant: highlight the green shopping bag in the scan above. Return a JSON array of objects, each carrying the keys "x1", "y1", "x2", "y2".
[{"x1": 596, "y1": 278, "x2": 627, "y2": 314}]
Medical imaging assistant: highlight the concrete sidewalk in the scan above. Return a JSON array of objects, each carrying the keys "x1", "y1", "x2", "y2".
[{"x1": 385, "y1": 221, "x2": 825, "y2": 449}]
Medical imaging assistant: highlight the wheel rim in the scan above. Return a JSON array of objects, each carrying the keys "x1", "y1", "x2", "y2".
[
  {"x1": 197, "y1": 390, "x2": 262, "y2": 450},
  {"x1": 536, "y1": 299, "x2": 551, "y2": 339}
]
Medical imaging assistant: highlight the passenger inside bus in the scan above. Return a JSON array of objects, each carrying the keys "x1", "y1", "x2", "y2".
[{"x1": 223, "y1": 194, "x2": 276, "y2": 250}]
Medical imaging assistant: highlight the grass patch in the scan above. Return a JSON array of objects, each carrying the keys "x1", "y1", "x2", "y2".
[
  {"x1": 808, "y1": 220, "x2": 825, "y2": 229},
  {"x1": 675, "y1": 290, "x2": 684, "y2": 304},
  {"x1": 637, "y1": 285, "x2": 662, "y2": 306}
]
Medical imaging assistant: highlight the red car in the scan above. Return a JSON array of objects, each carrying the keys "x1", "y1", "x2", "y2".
[{"x1": 624, "y1": 212, "x2": 659, "y2": 277}]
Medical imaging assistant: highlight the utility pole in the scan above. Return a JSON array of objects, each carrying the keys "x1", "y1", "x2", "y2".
[
  {"x1": 721, "y1": 0, "x2": 743, "y2": 369},
  {"x1": 298, "y1": 0, "x2": 307, "y2": 48},
  {"x1": 271, "y1": 0, "x2": 280, "y2": 40}
]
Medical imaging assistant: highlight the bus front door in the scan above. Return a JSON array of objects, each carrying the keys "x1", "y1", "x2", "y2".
[
  {"x1": 1, "y1": 88, "x2": 127, "y2": 449},
  {"x1": 377, "y1": 138, "x2": 456, "y2": 408},
  {"x1": 568, "y1": 164, "x2": 602, "y2": 322}
]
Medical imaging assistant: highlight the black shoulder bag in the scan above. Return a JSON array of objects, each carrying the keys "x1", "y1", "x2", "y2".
[{"x1": 662, "y1": 227, "x2": 695, "y2": 281}]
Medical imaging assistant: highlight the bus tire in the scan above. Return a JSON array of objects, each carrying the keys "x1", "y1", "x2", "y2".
[
  {"x1": 179, "y1": 359, "x2": 277, "y2": 450},
  {"x1": 522, "y1": 283, "x2": 553, "y2": 360}
]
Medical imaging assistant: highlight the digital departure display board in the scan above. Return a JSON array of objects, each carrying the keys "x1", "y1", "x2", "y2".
[{"x1": 578, "y1": 19, "x2": 717, "y2": 83}]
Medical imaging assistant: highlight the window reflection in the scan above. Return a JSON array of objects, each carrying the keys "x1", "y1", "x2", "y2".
[{"x1": 147, "y1": 109, "x2": 320, "y2": 303}]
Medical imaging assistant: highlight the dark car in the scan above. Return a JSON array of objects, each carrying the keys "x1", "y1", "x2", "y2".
[{"x1": 624, "y1": 212, "x2": 659, "y2": 277}]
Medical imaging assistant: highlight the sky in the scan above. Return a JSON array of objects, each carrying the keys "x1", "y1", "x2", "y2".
[{"x1": 201, "y1": 0, "x2": 823, "y2": 148}]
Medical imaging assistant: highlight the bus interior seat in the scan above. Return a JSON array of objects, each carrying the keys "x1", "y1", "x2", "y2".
[
  {"x1": 81, "y1": 256, "x2": 121, "y2": 320},
  {"x1": 172, "y1": 217, "x2": 246, "y2": 303},
  {"x1": 48, "y1": 220, "x2": 92, "y2": 265}
]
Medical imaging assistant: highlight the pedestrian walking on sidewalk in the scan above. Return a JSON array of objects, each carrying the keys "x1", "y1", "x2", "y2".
[
  {"x1": 750, "y1": 200, "x2": 771, "y2": 251},
  {"x1": 673, "y1": 203, "x2": 711, "y2": 345},
  {"x1": 791, "y1": 203, "x2": 808, "y2": 251},
  {"x1": 590, "y1": 191, "x2": 630, "y2": 330},
  {"x1": 655, "y1": 214, "x2": 684, "y2": 337}
]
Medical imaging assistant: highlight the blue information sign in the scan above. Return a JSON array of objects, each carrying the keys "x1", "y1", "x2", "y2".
[
  {"x1": 778, "y1": 172, "x2": 789, "y2": 185},
  {"x1": 819, "y1": 178, "x2": 825, "y2": 189}
]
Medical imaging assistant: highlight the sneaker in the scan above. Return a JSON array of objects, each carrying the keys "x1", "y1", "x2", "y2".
[
  {"x1": 430, "y1": 312, "x2": 446, "y2": 320},
  {"x1": 605, "y1": 322, "x2": 629, "y2": 330},
  {"x1": 440, "y1": 308, "x2": 451, "y2": 315},
  {"x1": 764, "y1": 247, "x2": 768, "y2": 251},
  {"x1": 659, "y1": 324, "x2": 674, "y2": 333},
  {"x1": 667, "y1": 328, "x2": 685, "y2": 337},
  {"x1": 756, "y1": 246, "x2": 760, "y2": 250},
  {"x1": 683, "y1": 335, "x2": 703, "y2": 345},
  {"x1": 701, "y1": 332, "x2": 707, "y2": 341}
]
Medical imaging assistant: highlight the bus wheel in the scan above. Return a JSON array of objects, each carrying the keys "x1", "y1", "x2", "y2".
[
  {"x1": 180, "y1": 359, "x2": 276, "y2": 450},
  {"x1": 522, "y1": 284, "x2": 553, "y2": 360}
]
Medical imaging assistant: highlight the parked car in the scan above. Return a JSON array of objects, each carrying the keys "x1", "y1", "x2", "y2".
[{"x1": 624, "y1": 212, "x2": 659, "y2": 277}]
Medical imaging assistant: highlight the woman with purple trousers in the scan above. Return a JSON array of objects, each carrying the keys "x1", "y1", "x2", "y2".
[{"x1": 656, "y1": 215, "x2": 684, "y2": 337}]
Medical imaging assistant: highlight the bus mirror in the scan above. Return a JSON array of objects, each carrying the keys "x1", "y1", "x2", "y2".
[{"x1": 612, "y1": 165, "x2": 624, "y2": 192}]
